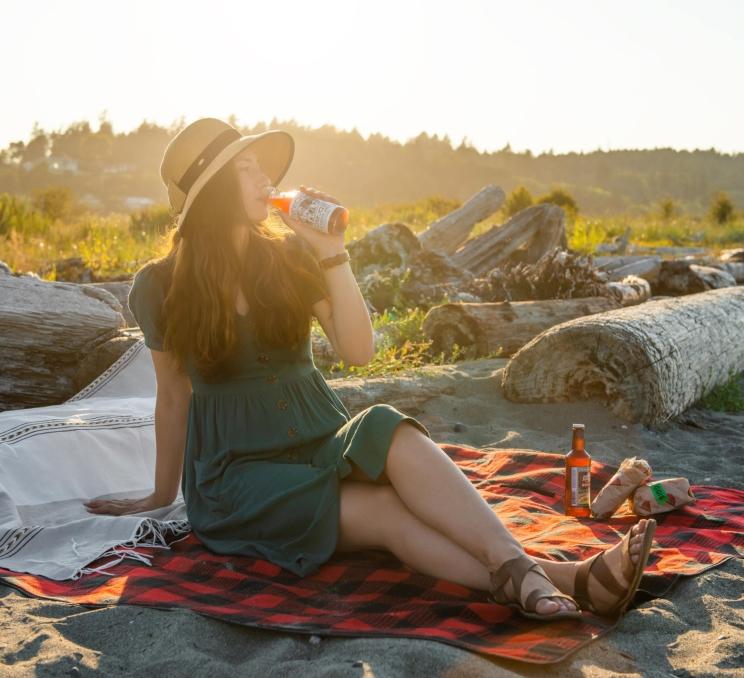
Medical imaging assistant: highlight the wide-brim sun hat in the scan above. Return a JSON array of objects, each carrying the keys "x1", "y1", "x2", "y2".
[{"x1": 160, "y1": 117, "x2": 295, "y2": 234}]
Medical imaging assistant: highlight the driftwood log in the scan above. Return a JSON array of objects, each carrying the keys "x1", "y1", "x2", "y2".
[
  {"x1": 421, "y1": 297, "x2": 620, "y2": 359},
  {"x1": 501, "y1": 287, "x2": 744, "y2": 425},
  {"x1": 417, "y1": 185, "x2": 505, "y2": 256},
  {"x1": 451, "y1": 204, "x2": 567, "y2": 276},
  {"x1": 0, "y1": 272, "x2": 129, "y2": 411},
  {"x1": 593, "y1": 255, "x2": 662, "y2": 283},
  {"x1": 655, "y1": 261, "x2": 737, "y2": 295},
  {"x1": 603, "y1": 275, "x2": 652, "y2": 306}
]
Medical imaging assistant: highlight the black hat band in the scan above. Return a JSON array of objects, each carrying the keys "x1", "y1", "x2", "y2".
[{"x1": 176, "y1": 128, "x2": 242, "y2": 196}]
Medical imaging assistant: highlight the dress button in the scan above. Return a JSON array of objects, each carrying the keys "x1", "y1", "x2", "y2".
[
  {"x1": 287, "y1": 426, "x2": 298, "y2": 437},
  {"x1": 266, "y1": 374, "x2": 278, "y2": 384},
  {"x1": 258, "y1": 353, "x2": 270, "y2": 363},
  {"x1": 277, "y1": 399, "x2": 288, "y2": 410}
]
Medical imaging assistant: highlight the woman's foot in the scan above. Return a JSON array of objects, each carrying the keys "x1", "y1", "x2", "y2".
[
  {"x1": 571, "y1": 518, "x2": 656, "y2": 617},
  {"x1": 490, "y1": 554, "x2": 581, "y2": 620}
]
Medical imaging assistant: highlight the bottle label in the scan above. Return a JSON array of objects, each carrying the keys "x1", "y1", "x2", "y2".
[
  {"x1": 570, "y1": 467, "x2": 591, "y2": 507},
  {"x1": 289, "y1": 192, "x2": 337, "y2": 232}
]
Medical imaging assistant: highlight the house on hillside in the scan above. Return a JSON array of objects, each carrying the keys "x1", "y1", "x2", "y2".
[
  {"x1": 104, "y1": 162, "x2": 137, "y2": 174},
  {"x1": 123, "y1": 196, "x2": 155, "y2": 210},
  {"x1": 47, "y1": 155, "x2": 80, "y2": 175}
]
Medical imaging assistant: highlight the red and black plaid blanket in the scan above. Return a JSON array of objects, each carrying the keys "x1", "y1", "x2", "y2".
[{"x1": 1, "y1": 445, "x2": 742, "y2": 664}]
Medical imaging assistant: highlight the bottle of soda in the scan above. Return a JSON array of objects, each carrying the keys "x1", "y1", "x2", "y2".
[
  {"x1": 265, "y1": 187, "x2": 349, "y2": 236},
  {"x1": 565, "y1": 423, "x2": 591, "y2": 517}
]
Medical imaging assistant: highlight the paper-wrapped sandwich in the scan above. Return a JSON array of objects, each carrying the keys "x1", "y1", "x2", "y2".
[
  {"x1": 591, "y1": 457, "x2": 652, "y2": 519},
  {"x1": 630, "y1": 478, "x2": 695, "y2": 516}
]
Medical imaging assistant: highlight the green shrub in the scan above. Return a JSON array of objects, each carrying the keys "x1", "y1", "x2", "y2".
[
  {"x1": 31, "y1": 186, "x2": 76, "y2": 222},
  {"x1": 503, "y1": 186, "x2": 534, "y2": 217},
  {"x1": 536, "y1": 187, "x2": 579, "y2": 216},
  {"x1": 129, "y1": 203, "x2": 174, "y2": 238},
  {"x1": 708, "y1": 191, "x2": 735, "y2": 225}
]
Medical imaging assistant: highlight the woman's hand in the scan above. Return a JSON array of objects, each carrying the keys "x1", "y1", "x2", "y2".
[
  {"x1": 84, "y1": 492, "x2": 170, "y2": 516},
  {"x1": 275, "y1": 185, "x2": 346, "y2": 258}
]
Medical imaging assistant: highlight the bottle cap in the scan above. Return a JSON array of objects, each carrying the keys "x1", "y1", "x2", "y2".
[{"x1": 572, "y1": 423, "x2": 585, "y2": 429}]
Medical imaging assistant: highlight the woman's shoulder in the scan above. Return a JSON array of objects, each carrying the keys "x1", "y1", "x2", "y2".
[{"x1": 131, "y1": 257, "x2": 174, "y2": 293}]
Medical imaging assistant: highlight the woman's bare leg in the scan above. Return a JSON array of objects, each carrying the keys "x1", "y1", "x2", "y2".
[
  {"x1": 337, "y1": 479, "x2": 650, "y2": 610},
  {"x1": 377, "y1": 422, "x2": 574, "y2": 613}
]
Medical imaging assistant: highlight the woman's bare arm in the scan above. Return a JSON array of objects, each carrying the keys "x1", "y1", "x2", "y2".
[
  {"x1": 85, "y1": 348, "x2": 191, "y2": 515},
  {"x1": 150, "y1": 349, "x2": 192, "y2": 505}
]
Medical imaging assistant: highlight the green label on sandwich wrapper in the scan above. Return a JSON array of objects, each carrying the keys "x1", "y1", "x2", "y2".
[{"x1": 650, "y1": 482, "x2": 669, "y2": 505}]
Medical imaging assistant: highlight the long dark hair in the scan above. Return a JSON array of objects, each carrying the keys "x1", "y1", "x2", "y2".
[{"x1": 137, "y1": 156, "x2": 324, "y2": 381}]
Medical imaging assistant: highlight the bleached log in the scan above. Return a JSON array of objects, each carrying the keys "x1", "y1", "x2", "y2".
[
  {"x1": 451, "y1": 204, "x2": 567, "y2": 276},
  {"x1": 501, "y1": 287, "x2": 744, "y2": 425},
  {"x1": 593, "y1": 255, "x2": 662, "y2": 283},
  {"x1": 421, "y1": 297, "x2": 619, "y2": 359},
  {"x1": 656, "y1": 261, "x2": 737, "y2": 295},
  {"x1": 602, "y1": 275, "x2": 652, "y2": 307},
  {"x1": 0, "y1": 274, "x2": 126, "y2": 410},
  {"x1": 418, "y1": 186, "x2": 505, "y2": 256}
]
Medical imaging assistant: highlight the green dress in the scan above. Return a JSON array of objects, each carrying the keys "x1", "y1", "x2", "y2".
[{"x1": 127, "y1": 242, "x2": 431, "y2": 577}]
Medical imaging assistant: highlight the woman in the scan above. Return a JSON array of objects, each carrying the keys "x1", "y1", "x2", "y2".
[{"x1": 85, "y1": 117, "x2": 655, "y2": 621}]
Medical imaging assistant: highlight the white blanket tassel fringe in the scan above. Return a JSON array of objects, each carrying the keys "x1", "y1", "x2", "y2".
[{"x1": 71, "y1": 518, "x2": 191, "y2": 580}]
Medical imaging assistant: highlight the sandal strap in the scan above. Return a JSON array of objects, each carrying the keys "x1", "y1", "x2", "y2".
[
  {"x1": 574, "y1": 532, "x2": 633, "y2": 611},
  {"x1": 489, "y1": 555, "x2": 533, "y2": 604},
  {"x1": 490, "y1": 554, "x2": 575, "y2": 613}
]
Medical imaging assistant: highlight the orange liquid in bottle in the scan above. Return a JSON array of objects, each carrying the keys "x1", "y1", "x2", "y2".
[
  {"x1": 565, "y1": 423, "x2": 591, "y2": 517},
  {"x1": 267, "y1": 189, "x2": 349, "y2": 235}
]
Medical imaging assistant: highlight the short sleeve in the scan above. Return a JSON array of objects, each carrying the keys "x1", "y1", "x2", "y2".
[
  {"x1": 128, "y1": 264, "x2": 166, "y2": 351},
  {"x1": 291, "y1": 236, "x2": 330, "y2": 309}
]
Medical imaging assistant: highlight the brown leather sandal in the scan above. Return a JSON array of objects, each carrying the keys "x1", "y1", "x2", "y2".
[
  {"x1": 573, "y1": 518, "x2": 656, "y2": 617},
  {"x1": 489, "y1": 554, "x2": 583, "y2": 621}
]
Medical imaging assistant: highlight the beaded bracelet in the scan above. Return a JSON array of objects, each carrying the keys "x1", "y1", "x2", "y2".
[{"x1": 318, "y1": 250, "x2": 350, "y2": 270}]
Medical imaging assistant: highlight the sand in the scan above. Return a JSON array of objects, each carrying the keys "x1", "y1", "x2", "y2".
[{"x1": 1, "y1": 358, "x2": 742, "y2": 677}]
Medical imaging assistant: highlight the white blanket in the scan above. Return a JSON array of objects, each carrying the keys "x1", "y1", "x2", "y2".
[{"x1": 0, "y1": 340, "x2": 191, "y2": 581}]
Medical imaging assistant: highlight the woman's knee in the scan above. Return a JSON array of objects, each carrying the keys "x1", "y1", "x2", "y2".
[{"x1": 337, "y1": 482, "x2": 405, "y2": 552}]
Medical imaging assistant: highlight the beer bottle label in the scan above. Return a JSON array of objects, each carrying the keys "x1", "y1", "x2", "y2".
[
  {"x1": 570, "y1": 467, "x2": 591, "y2": 507},
  {"x1": 289, "y1": 193, "x2": 337, "y2": 232}
]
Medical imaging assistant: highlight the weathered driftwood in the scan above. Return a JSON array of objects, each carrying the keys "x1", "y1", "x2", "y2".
[
  {"x1": 451, "y1": 204, "x2": 567, "y2": 276},
  {"x1": 713, "y1": 262, "x2": 744, "y2": 284},
  {"x1": 84, "y1": 281, "x2": 137, "y2": 326},
  {"x1": 593, "y1": 255, "x2": 662, "y2": 283},
  {"x1": 327, "y1": 371, "x2": 456, "y2": 417},
  {"x1": 603, "y1": 275, "x2": 651, "y2": 306},
  {"x1": 720, "y1": 248, "x2": 744, "y2": 263},
  {"x1": 477, "y1": 248, "x2": 607, "y2": 302},
  {"x1": 501, "y1": 287, "x2": 744, "y2": 425},
  {"x1": 633, "y1": 246, "x2": 709, "y2": 257},
  {"x1": 421, "y1": 297, "x2": 620, "y2": 359},
  {"x1": 0, "y1": 272, "x2": 127, "y2": 411},
  {"x1": 351, "y1": 232, "x2": 478, "y2": 312},
  {"x1": 594, "y1": 227, "x2": 631, "y2": 255},
  {"x1": 655, "y1": 261, "x2": 737, "y2": 295},
  {"x1": 417, "y1": 185, "x2": 505, "y2": 256}
]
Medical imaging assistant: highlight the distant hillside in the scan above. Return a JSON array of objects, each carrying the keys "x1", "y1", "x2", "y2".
[{"x1": 1, "y1": 117, "x2": 742, "y2": 216}]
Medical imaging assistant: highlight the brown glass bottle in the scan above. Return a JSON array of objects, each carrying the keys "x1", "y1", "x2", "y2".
[{"x1": 565, "y1": 423, "x2": 591, "y2": 517}]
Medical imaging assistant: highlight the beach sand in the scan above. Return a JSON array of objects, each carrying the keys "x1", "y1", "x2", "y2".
[{"x1": 2, "y1": 358, "x2": 742, "y2": 676}]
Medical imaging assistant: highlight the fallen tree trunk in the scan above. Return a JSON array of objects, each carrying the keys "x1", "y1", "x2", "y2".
[
  {"x1": 656, "y1": 261, "x2": 737, "y2": 295},
  {"x1": 603, "y1": 275, "x2": 651, "y2": 306},
  {"x1": 501, "y1": 287, "x2": 744, "y2": 425},
  {"x1": 418, "y1": 185, "x2": 505, "y2": 256},
  {"x1": 0, "y1": 272, "x2": 127, "y2": 410},
  {"x1": 593, "y1": 255, "x2": 662, "y2": 283},
  {"x1": 421, "y1": 297, "x2": 620, "y2": 359},
  {"x1": 452, "y1": 204, "x2": 567, "y2": 276}
]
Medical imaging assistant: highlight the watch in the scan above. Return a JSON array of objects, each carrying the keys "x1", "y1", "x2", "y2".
[{"x1": 318, "y1": 250, "x2": 350, "y2": 270}]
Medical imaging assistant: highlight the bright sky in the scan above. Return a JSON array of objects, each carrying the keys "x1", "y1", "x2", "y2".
[{"x1": 3, "y1": 0, "x2": 743, "y2": 155}]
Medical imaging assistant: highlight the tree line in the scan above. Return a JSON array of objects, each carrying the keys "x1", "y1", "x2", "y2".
[{"x1": 1, "y1": 115, "x2": 742, "y2": 216}]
